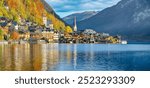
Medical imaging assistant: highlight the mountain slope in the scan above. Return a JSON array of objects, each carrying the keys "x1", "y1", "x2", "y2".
[
  {"x1": 63, "y1": 11, "x2": 98, "y2": 25},
  {"x1": 78, "y1": 0, "x2": 150, "y2": 40},
  {"x1": 41, "y1": 0, "x2": 63, "y2": 22},
  {"x1": 0, "y1": 0, "x2": 68, "y2": 31}
]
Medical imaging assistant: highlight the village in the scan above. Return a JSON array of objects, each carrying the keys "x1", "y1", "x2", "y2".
[{"x1": 0, "y1": 14, "x2": 123, "y2": 44}]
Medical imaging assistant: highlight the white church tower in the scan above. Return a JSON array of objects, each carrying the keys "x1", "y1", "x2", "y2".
[{"x1": 73, "y1": 16, "x2": 77, "y2": 32}]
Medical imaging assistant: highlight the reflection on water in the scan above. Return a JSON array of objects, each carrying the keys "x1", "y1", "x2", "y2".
[
  {"x1": 0, "y1": 44, "x2": 59, "y2": 71},
  {"x1": 0, "y1": 44, "x2": 150, "y2": 71}
]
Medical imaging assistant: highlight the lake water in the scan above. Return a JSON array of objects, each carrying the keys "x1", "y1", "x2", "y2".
[{"x1": 0, "y1": 44, "x2": 150, "y2": 71}]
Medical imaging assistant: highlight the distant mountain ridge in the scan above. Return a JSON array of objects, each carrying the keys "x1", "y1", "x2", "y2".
[
  {"x1": 63, "y1": 11, "x2": 98, "y2": 26},
  {"x1": 77, "y1": 0, "x2": 150, "y2": 41}
]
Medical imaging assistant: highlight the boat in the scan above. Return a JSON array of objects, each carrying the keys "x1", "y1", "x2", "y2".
[
  {"x1": 19, "y1": 40, "x2": 28, "y2": 44},
  {"x1": 121, "y1": 40, "x2": 127, "y2": 44}
]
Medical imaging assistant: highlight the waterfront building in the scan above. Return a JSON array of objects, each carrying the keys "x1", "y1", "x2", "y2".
[
  {"x1": 53, "y1": 32, "x2": 59, "y2": 43},
  {"x1": 19, "y1": 32, "x2": 30, "y2": 40},
  {"x1": 90, "y1": 34, "x2": 95, "y2": 43},
  {"x1": 121, "y1": 40, "x2": 127, "y2": 44},
  {"x1": 41, "y1": 31, "x2": 54, "y2": 42}
]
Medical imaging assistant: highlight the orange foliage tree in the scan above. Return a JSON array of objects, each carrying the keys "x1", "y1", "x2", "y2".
[{"x1": 10, "y1": 31, "x2": 20, "y2": 40}]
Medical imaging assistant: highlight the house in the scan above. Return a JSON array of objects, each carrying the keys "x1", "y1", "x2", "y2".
[
  {"x1": 19, "y1": 32, "x2": 30, "y2": 40},
  {"x1": 0, "y1": 22, "x2": 7, "y2": 27},
  {"x1": 0, "y1": 17, "x2": 7, "y2": 23},
  {"x1": 53, "y1": 32, "x2": 59, "y2": 42},
  {"x1": 49, "y1": 23, "x2": 54, "y2": 30},
  {"x1": 29, "y1": 26, "x2": 37, "y2": 32},
  {"x1": 90, "y1": 34, "x2": 95, "y2": 43},
  {"x1": 41, "y1": 31, "x2": 54, "y2": 42},
  {"x1": 42, "y1": 13, "x2": 54, "y2": 29},
  {"x1": 26, "y1": 20, "x2": 32, "y2": 27},
  {"x1": 18, "y1": 24, "x2": 27, "y2": 32},
  {"x1": 12, "y1": 21, "x2": 19, "y2": 30},
  {"x1": 0, "y1": 17, "x2": 8, "y2": 27},
  {"x1": 83, "y1": 29, "x2": 96, "y2": 35},
  {"x1": 47, "y1": 20, "x2": 54, "y2": 29}
]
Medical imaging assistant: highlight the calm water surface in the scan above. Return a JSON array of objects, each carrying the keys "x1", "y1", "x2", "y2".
[{"x1": 0, "y1": 44, "x2": 150, "y2": 71}]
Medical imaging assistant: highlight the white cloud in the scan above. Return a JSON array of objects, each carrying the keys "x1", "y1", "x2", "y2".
[{"x1": 45, "y1": 0, "x2": 121, "y2": 17}]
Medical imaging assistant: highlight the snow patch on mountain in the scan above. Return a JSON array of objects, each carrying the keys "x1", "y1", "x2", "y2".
[
  {"x1": 120, "y1": 0, "x2": 134, "y2": 8},
  {"x1": 133, "y1": 8, "x2": 150, "y2": 23}
]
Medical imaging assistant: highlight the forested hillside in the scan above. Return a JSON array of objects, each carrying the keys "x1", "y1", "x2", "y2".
[{"x1": 0, "y1": 0, "x2": 70, "y2": 31}]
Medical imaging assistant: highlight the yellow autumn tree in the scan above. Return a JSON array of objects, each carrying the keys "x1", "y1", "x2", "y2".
[{"x1": 65, "y1": 26, "x2": 73, "y2": 33}]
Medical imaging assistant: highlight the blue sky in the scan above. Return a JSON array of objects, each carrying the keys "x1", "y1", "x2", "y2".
[{"x1": 45, "y1": 0, "x2": 121, "y2": 18}]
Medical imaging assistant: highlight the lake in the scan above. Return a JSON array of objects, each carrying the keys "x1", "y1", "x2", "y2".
[{"x1": 0, "y1": 44, "x2": 150, "y2": 71}]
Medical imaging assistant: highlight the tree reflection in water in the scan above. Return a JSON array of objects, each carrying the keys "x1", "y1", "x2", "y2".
[{"x1": 0, "y1": 44, "x2": 60, "y2": 71}]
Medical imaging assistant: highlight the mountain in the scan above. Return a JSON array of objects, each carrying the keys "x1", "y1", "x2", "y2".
[
  {"x1": 63, "y1": 11, "x2": 98, "y2": 26},
  {"x1": 78, "y1": 0, "x2": 150, "y2": 41},
  {"x1": 0, "y1": 0, "x2": 68, "y2": 31},
  {"x1": 40, "y1": 0, "x2": 65, "y2": 23}
]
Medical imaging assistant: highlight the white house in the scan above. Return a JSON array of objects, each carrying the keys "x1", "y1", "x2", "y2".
[{"x1": 83, "y1": 29, "x2": 97, "y2": 35}]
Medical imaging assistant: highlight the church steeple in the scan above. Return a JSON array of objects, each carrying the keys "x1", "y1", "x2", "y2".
[{"x1": 73, "y1": 16, "x2": 77, "y2": 32}]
